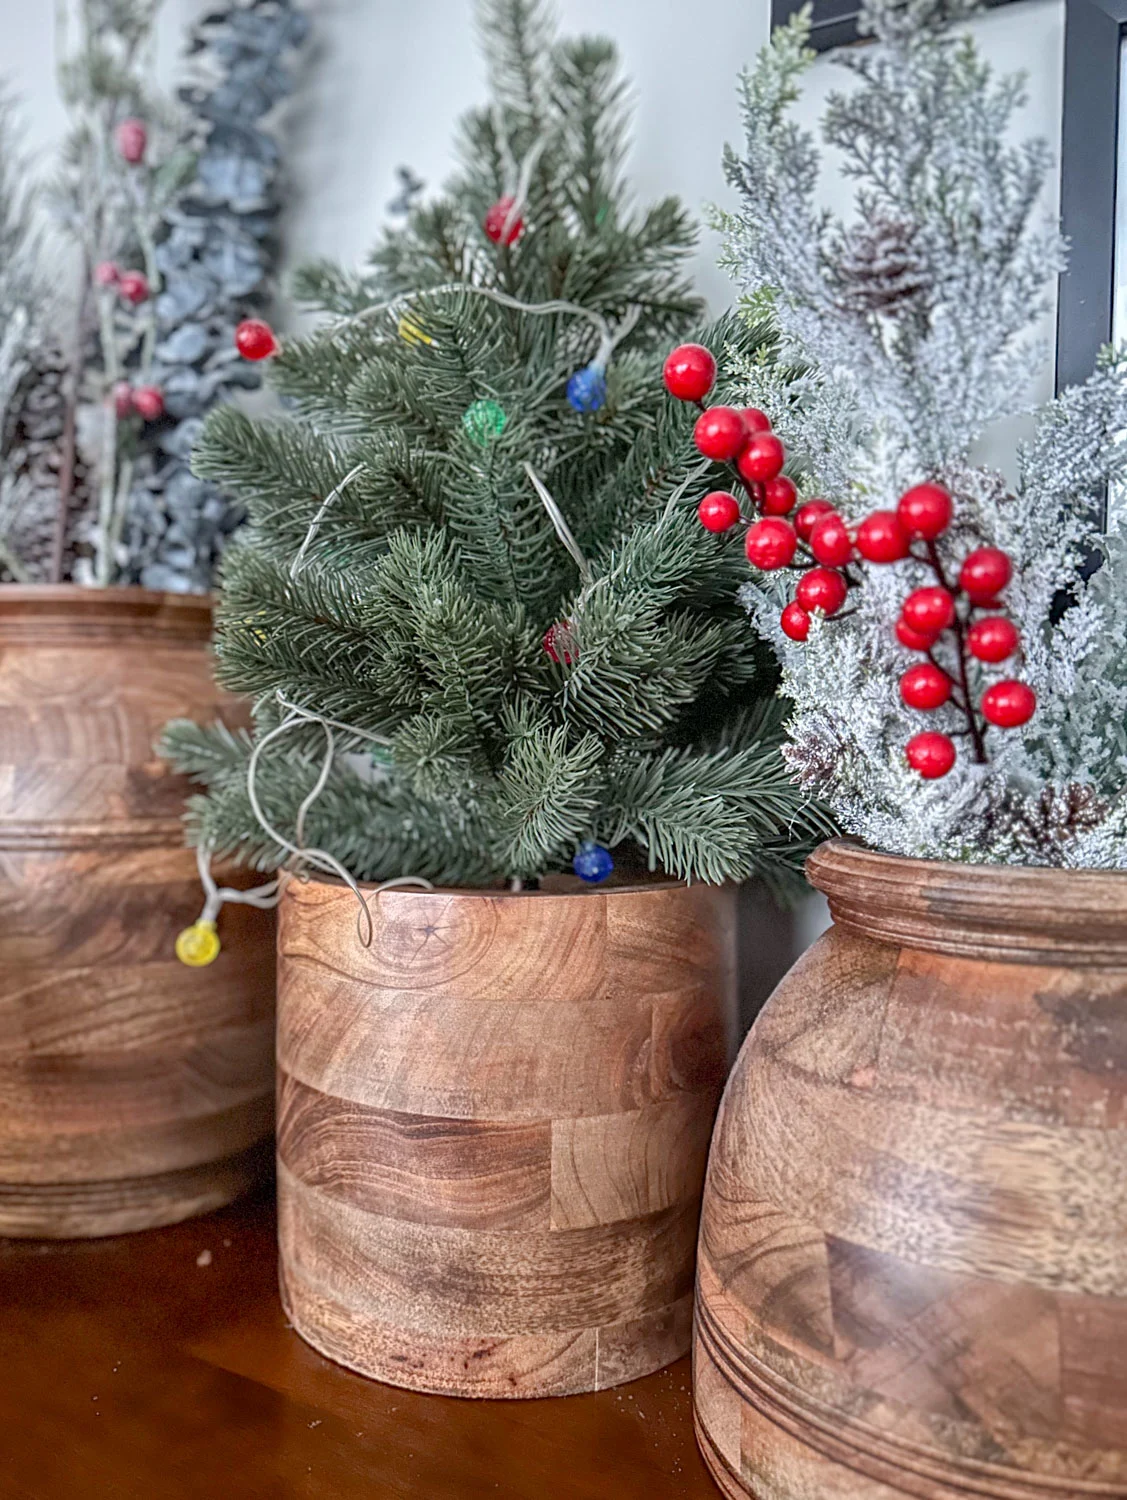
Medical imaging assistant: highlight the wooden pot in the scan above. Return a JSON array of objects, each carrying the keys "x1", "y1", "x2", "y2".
[
  {"x1": 694, "y1": 838, "x2": 1127, "y2": 1500},
  {"x1": 276, "y1": 874, "x2": 738, "y2": 1398},
  {"x1": 0, "y1": 587, "x2": 275, "y2": 1238}
]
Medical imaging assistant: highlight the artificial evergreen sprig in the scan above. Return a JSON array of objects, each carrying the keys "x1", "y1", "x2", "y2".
[
  {"x1": 713, "y1": 0, "x2": 1127, "y2": 867},
  {"x1": 164, "y1": 0, "x2": 829, "y2": 895}
]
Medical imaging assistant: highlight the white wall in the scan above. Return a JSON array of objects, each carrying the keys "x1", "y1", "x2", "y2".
[{"x1": 7, "y1": 0, "x2": 1064, "y2": 329}]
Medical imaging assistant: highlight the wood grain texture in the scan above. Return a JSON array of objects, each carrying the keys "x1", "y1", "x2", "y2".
[
  {"x1": 0, "y1": 587, "x2": 275, "y2": 1238},
  {"x1": 277, "y1": 873, "x2": 737, "y2": 1398},
  {"x1": 693, "y1": 838, "x2": 1127, "y2": 1499}
]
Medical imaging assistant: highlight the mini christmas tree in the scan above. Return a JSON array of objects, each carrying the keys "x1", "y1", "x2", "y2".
[
  {"x1": 163, "y1": 0, "x2": 828, "y2": 893},
  {"x1": 709, "y1": 0, "x2": 1127, "y2": 867}
]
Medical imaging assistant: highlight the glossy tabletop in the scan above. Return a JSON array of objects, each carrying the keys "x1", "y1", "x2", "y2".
[{"x1": 0, "y1": 1190, "x2": 720, "y2": 1499}]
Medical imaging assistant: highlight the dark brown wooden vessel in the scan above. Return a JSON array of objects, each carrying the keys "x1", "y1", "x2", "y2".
[
  {"x1": 0, "y1": 587, "x2": 275, "y2": 1238},
  {"x1": 694, "y1": 837, "x2": 1127, "y2": 1499},
  {"x1": 276, "y1": 873, "x2": 738, "y2": 1398}
]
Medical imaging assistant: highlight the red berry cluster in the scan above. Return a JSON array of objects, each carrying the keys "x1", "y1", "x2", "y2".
[
  {"x1": 112, "y1": 381, "x2": 164, "y2": 422},
  {"x1": 93, "y1": 263, "x2": 150, "y2": 305},
  {"x1": 662, "y1": 344, "x2": 1037, "y2": 782}
]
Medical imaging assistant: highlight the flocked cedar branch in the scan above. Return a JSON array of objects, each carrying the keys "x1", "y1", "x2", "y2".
[
  {"x1": 717, "y1": 0, "x2": 1127, "y2": 867},
  {"x1": 163, "y1": 0, "x2": 831, "y2": 890}
]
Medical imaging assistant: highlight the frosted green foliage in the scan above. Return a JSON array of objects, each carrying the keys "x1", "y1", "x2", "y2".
[
  {"x1": 723, "y1": 0, "x2": 1127, "y2": 867},
  {"x1": 163, "y1": 0, "x2": 830, "y2": 891}
]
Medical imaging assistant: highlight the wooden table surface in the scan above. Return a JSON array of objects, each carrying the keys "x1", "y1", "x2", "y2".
[{"x1": 0, "y1": 1190, "x2": 721, "y2": 1499}]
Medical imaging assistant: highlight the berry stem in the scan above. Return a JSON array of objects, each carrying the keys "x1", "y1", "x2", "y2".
[{"x1": 926, "y1": 539, "x2": 987, "y2": 764}]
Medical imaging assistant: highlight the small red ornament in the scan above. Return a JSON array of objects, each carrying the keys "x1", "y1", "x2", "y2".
[
  {"x1": 760, "y1": 476, "x2": 797, "y2": 516},
  {"x1": 895, "y1": 616, "x2": 938, "y2": 651},
  {"x1": 484, "y1": 195, "x2": 523, "y2": 245},
  {"x1": 856, "y1": 510, "x2": 910, "y2": 563},
  {"x1": 693, "y1": 406, "x2": 747, "y2": 462},
  {"x1": 902, "y1": 586, "x2": 955, "y2": 635},
  {"x1": 900, "y1": 662, "x2": 951, "y2": 710},
  {"x1": 131, "y1": 385, "x2": 164, "y2": 422},
  {"x1": 543, "y1": 620, "x2": 579, "y2": 664},
  {"x1": 897, "y1": 482, "x2": 952, "y2": 540},
  {"x1": 94, "y1": 261, "x2": 120, "y2": 287},
  {"x1": 115, "y1": 117, "x2": 147, "y2": 164},
  {"x1": 118, "y1": 271, "x2": 149, "y2": 305},
  {"x1": 809, "y1": 513, "x2": 853, "y2": 567},
  {"x1": 741, "y1": 407, "x2": 773, "y2": 435},
  {"x1": 794, "y1": 499, "x2": 835, "y2": 542},
  {"x1": 906, "y1": 731, "x2": 956, "y2": 779},
  {"x1": 235, "y1": 319, "x2": 278, "y2": 361},
  {"x1": 112, "y1": 382, "x2": 134, "y2": 420},
  {"x1": 662, "y1": 343, "x2": 716, "y2": 402},
  {"x1": 981, "y1": 679, "x2": 1036, "y2": 728},
  {"x1": 796, "y1": 567, "x2": 847, "y2": 616},
  {"x1": 967, "y1": 615, "x2": 1019, "y2": 663},
  {"x1": 959, "y1": 547, "x2": 1012, "y2": 602},
  {"x1": 745, "y1": 517, "x2": 797, "y2": 571},
  {"x1": 737, "y1": 432, "x2": 785, "y2": 483},
  {"x1": 780, "y1": 601, "x2": 811, "y2": 641},
  {"x1": 697, "y1": 491, "x2": 741, "y2": 533}
]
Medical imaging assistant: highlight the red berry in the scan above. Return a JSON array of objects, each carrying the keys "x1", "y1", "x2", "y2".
[
  {"x1": 981, "y1": 679, "x2": 1036, "y2": 728},
  {"x1": 856, "y1": 510, "x2": 909, "y2": 563},
  {"x1": 118, "y1": 271, "x2": 149, "y2": 305},
  {"x1": 902, "y1": 586, "x2": 955, "y2": 635},
  {"x1": 115, "y1": 117, "x2": 147, "y2": 163},
  {"x1": 959, "y1": 547, "x2": 1012, "y2": 602},
  {"x1": 761, "y1": 476, "x2": 797, "y2": 516},
  {"x1": 741, "y1": 407, "x2": 772, "y2": 435},
  {"x1": 795, "y1": 567, "x2": 848, "y2": 616},
  {"x1": 662, "y1": 343, "x2": 715, "y2": 402},
  {"x1": 697, "y1": 491, "x2": 741, "y2": 533},
  {"x1": 967, "y1": 615, "x2": 1019, "y2": 663},
  {"x1": 900, "y1": 662, "x2": 952, "y2": 710},
  {"x1": 94, "y1": 261, "x2": 120, "y2": 287},
  {"x1": 906, "y1": 731, "x2": 956, "y2": 779},
  {"x1": 131, "y1": 385, "x2": 164, "y2": 421},
  {"x1": 235, "y1": 319, "x2": 278, "y2": 361},
  {"x1": 737, "y1": 432, "x2": 785, "y2": 483},
  {"x1": 543, "y1": 620, "x2": 579, "y2": 664},
  {"x1": 745, "y1": 517, "x2": 797, "y2": 571},
  {"x1": 112, "y1": 382, "x2": 134, "y2": 420},
  {"x1": 794, "y1": 499, "x2": 835, "y2": 542},
  {"x1": 780, "y1": 601, "x2": 811, "y2": 641},
  {"x1": 809, "y1": 513, "x2": 853, "y2": 567},
  {"x1": 896, "y1": 616, "x2": 938, "y2": 651},
  {"x1": 693, "y1": 406, "x2": 747, "y2": 462},
  {"x1": 897, "y1": 483, "x2": 952, "y2": 540},
  {"x1": 484, "y1": 195, "x2": 524, "y2": 245}
]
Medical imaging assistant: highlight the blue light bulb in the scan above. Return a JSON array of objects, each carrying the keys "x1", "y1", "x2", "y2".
[
  {"x1": 573, "y1": 840, "x2": 614, "y2": 883},
  {"x1": 566, "y1": 363, "x2": 607, "y2": 413}
]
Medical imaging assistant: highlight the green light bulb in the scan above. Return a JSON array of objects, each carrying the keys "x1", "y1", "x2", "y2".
[{"x1": 462, "y1": 398, "x2": 506, "y2": 446}]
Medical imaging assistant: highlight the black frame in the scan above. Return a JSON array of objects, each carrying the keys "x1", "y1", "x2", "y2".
[
  {"x1": 1057, "y1": 0, "x2": 1127, "y2": 393},
  {"x1": 769, "y1": 0, "x2": 1018, "y2": 53}
]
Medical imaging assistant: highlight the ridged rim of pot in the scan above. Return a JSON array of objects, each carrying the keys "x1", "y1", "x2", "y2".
[
  {"x1": 807, "y1": 837, "x2": 1127, "y2": 965},
  {"x1": 279, "y1": 869, "x2": 725, "y2": 901},
  {"x1": 0, "y1": 584, "x2": 213, "y2": 644}
]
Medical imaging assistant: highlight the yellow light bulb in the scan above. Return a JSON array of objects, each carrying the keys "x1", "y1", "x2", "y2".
[
  {"x1": 398, "y1": 313, "x2": 433, "y2": 347},
  {"x1": 175, "y1": 919, "x2": 221, "y2": 968}
]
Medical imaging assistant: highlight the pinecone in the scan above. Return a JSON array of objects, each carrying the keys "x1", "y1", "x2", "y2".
[
  {"x1": 829, "y1": 216, "x2": 930, "y2": 318},
  {"x1": 2, "y1": 343, "x2": 92, "y2": 580},
  {"x1": 997, "y1": 782, "x2": 1111, "y2": 864}
]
